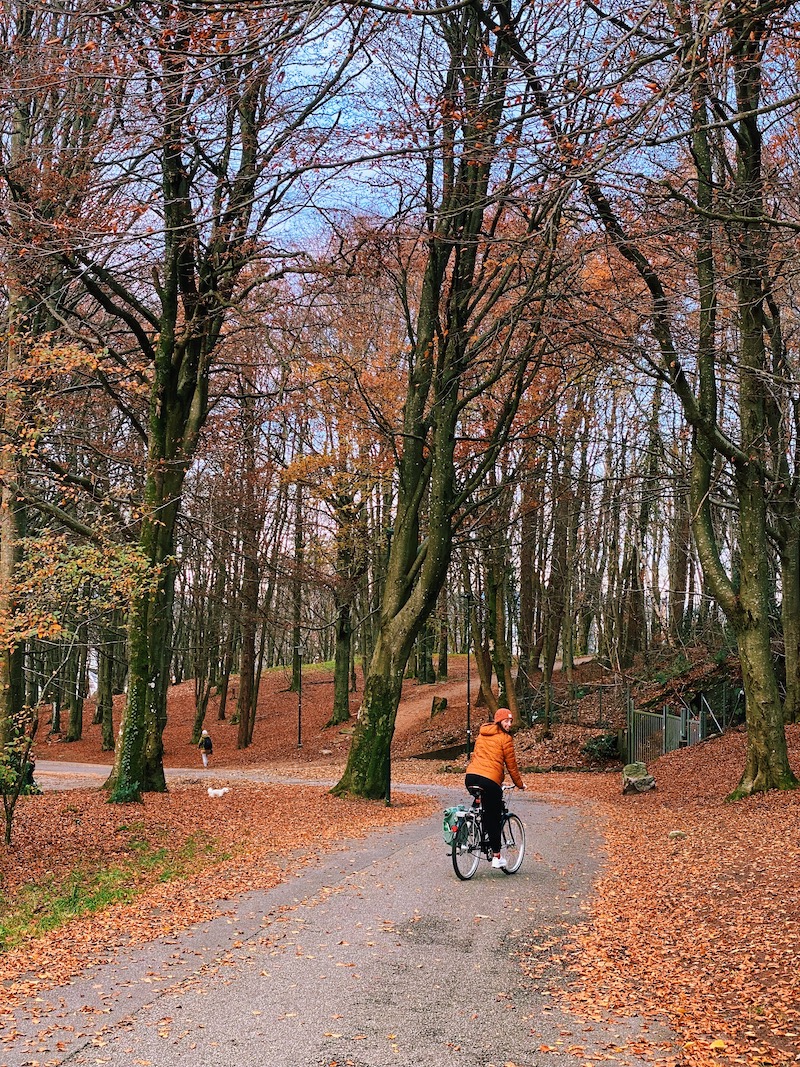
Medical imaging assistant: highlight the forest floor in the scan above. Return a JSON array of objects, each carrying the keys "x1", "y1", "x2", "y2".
[
  {"x1": 5, "y1": 652, "x2": 800, "y2": 1066},
  {"x1": 34, "y1": 654, "x2": 629, "y2": 777}
]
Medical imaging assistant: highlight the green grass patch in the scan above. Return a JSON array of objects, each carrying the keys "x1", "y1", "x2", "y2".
[
  {"x1": 259, "y1": 660, "x2": 336, "y2": 674},
  {"x1": 0, "y1": 834, "x2": 212, "y2": 952}
]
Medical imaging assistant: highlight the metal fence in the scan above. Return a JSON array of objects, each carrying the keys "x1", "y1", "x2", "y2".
[{"x1": 626, "y1": 693, "x2": 724, "y2": 764}]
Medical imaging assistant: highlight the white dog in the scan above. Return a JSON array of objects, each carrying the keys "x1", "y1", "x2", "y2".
[{"x1": 207, "y1": 787, "x2": 230, "y2": 798}]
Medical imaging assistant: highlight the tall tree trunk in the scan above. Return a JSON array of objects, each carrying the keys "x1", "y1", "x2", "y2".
[
  {"x1": 107, "y1": 489, "x2": 182, "y2": 799},
  {"x1": 668, "y1": 480, "x2": 692, "y2": 641},
  {"x1": 48, "y1": 646, "x2": 63, "y2": 735},
  {"x1": 780, "y1": 532, "x2": 800, "y2": 724},
  {"x1": 0, "y1": 48, "x2": 33, "y2": 750},
  {"x1": 516, "y1": 461, "x2": 541, "y2": 718},
  {"x1": 618, "y1": 382, "x2": 661, "y2": 667},
  {"x1": 557, "y1": 0, "x2": 797, "y2": 796},
  {"x1": 237, "y1": 386, "x2": 261, "y2": 748},
  {"x1": 436, "y1": 593, "x2": 449, "y2": 681},
  {"x1": 464, "y1": 561, "x2": 497, "y2": 716},
  {"x1": 542, "y1": 430, "x2": 575, "y2": 680},
  {"x1": 97, "y1": 620, "x2": 115, "y2": 752},
  {"x1": 217, "y1": 626, "x2": 237, "y2": 723},
  {"x1": 416, "y1": 623, "x2": 436, "y2": 685},
  {"x1": 236, "y1": 539, "x2": 260, "y2": 748},
  {"x1": 330, "y1": 599, "x2": 353, "y2": 725},
  {"x1": 714, "y1": 9, "x2": 794, "y2": 795},
  {"x1": 486, "y1": 549, "x2": 516, "y2": 714},
  {"x1": 192, "y1": 679, "x2": 213, "y2": 746},
  {"x1": 329, "y1": 496, "x2": 367, "y2": 725},
  {"x1": 0, "y1": 330, "x2": 26, "y2": 747},
  {"x1": 65, "y1": 630, "x2": 87, "y2": 743},
  {"x1": 25, "y1": 643, "x2": 40, "y2": 711}
]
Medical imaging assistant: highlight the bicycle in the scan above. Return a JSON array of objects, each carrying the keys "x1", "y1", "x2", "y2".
[{"x1": 451, "y1": 785, "x2": 525, "y2": 880}]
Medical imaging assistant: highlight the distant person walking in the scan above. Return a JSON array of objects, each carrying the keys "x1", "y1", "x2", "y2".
[{"x1": 198, "y1": 729, "x2": 213, "y2": 768}]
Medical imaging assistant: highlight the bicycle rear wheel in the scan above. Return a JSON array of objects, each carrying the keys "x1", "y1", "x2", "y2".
[
  {"x1": 452, "y1": 814, "x2": 481, "y2": 880},
  {"x1": 500, "y1": 813, "x2": 525, "y2": 874}
]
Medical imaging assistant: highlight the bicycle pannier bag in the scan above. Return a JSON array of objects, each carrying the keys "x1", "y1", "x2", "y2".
[{"x1": 442, "y1": 805, "x2": 469, "y2": 845}]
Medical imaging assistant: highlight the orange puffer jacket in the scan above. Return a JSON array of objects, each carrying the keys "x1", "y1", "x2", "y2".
[{"x1": 466, "y1": 723, "x2": 524, "y2": 788}]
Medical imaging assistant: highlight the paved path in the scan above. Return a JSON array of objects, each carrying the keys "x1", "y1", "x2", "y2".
[
  {"x1": 2, "y1": 788, "x2": 674, "y2": 1067},
  {"x1": 32, "y1": 761, "x2": 268, "y2": 791}
]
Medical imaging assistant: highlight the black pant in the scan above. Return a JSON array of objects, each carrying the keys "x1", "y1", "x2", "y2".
[{"x1": 465, "y1": 773, "x2": 503, "y2": 852}]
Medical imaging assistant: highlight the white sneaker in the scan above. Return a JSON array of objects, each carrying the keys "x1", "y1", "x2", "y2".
[{"x1": 491, "y1": 855, "x2": 507, "y2": 869}]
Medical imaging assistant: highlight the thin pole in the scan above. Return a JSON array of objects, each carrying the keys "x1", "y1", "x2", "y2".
[
  {"x1": 297, "y1": 646, "x2": 303, "y2": 748},
  {"x1": 465, "y1": 592, "x2": 473, "y2": 758}
]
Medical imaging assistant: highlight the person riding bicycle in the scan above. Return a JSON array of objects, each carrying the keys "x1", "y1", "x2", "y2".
[{"x1": 465, "y1": 708, "x2": 525, "y2": 869}]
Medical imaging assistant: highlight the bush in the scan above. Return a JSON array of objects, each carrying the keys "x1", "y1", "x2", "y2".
[{"x1": 580, "y1": 733, "x2": 620, "y2": 762}]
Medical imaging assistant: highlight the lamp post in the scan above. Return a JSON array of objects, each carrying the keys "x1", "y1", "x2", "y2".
[
  {"x1": 464, "y1": 592, "x2": 473, "y2": 758},
  {"x1": 384, "y1": 525, "x2": 394, "y2": 806},
  {"x1": 295, "y1": 644, "x2": 303, "y2": 748}
]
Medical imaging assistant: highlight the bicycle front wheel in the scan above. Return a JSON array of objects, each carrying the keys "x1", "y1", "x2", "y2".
[
  {"x1": 500, "y1": 813, "x2": 525, "y2": 874},
  {"x1": 452, "y1": 815, "x2": 481, "y2": 880}
]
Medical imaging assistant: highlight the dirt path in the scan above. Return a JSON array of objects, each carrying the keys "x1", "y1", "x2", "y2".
[
  {"x1": 392, "y1": 678, "x2": 467, "y2": 737},
  {"x1": 392, "y1": 654, "x2": 596, "y2": 739},
  {"x1": 1, "y1": 790, "x2": 675, "y2": 1067}
]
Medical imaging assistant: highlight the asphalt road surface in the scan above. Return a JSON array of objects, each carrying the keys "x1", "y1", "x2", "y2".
[{"x1": 2, "y1": 786, "x2": 674, "y2": 1067}]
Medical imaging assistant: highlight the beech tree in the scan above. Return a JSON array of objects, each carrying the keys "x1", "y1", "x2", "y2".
[
  {"x1": 333, "y1": 5, "x2": 565, "y2": 797},
  {"x1": 495, "y1": 0, "x2": 800, "y2": 794},
  {"x1": 40, "y1": 3, "x2": 366, "y2": 798},
  {"x1": 288, "y1": 255, "x2": 404, "y2": 724},
  {"x1": 1, "y1": 0, "x2": 374, "y2": 797},
  {"x1": 0, "y1": 0, "x2": 127, "y2": 771}
]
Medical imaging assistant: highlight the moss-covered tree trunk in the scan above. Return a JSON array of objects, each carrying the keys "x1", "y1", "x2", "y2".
[
  {"x1": 729, "y1": 483, "x2": 796, "y2": 796},
  {"x1": 332, "y1": 377, "x2": 460, "y2": 795},
  {"x1": 330, "y1": 599, "x2": 354, "y2": 725},
  {"x1": 723, "y1": 8, "x2": 795, "y2": 795},
  {"x1": 680, "y1": 2, "x2": 795, "y2": 795},
  {"x1": 781, "y1": 533, "x2": 800, "y2": 724},
  {"x1": 107, "y1": 473, "x2": 182, "y2": 799},
  {"x1": 332, "y1": 633, "x2": 408, "y2": 798}
]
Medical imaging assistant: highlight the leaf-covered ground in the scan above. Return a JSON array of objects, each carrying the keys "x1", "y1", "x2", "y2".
[
  {"x1": 10, "y1": 658, "x2": 800, "y2": 1066},
  {"x1": 520, "y1": 725, "x2": 800, "y2": 1067},
  {"x1": 0, "y1": 784, "x2": 436, "y2": 1010},
  {"x1": 33, "y1": 656, "x2": 624, "y2": 773}
]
